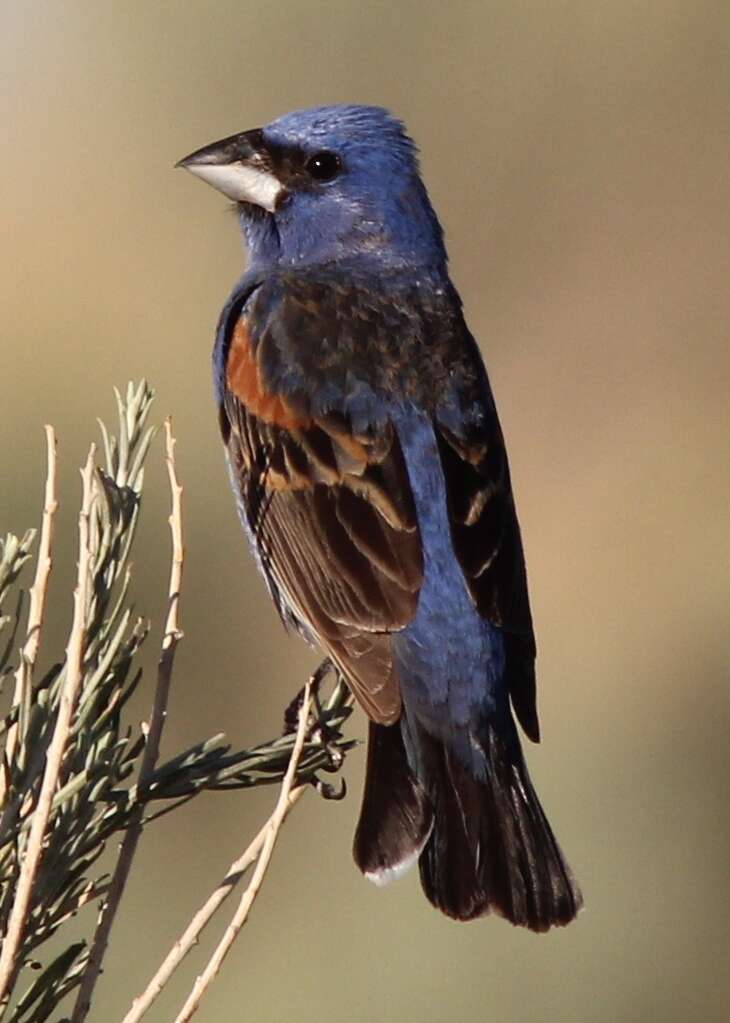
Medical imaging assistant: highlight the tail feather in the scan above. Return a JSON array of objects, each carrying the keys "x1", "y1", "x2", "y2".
[
  {"x1": 353, "y1": 721, "x2": 432, "y2": 884},
  {"x1": 353, "y1": 717, "x2": 581, "y2": 929},
  {"x1": 416, "y1": 742, "x2": 484, "y2": 919},
  {"x1": 417, "y1": 723, "x2": 582, "y2": 929}
]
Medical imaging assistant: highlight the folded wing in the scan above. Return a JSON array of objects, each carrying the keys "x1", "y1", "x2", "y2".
[
  {"x1": 220, "y1": 314, "x2": 424, "y2": 725},
  {"x1": 434, "y1": 410, "x2": 539, "y2": 741}
]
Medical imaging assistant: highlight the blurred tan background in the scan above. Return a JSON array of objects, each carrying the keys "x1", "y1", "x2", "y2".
[{"x1": 1, "y1": 1, "x2": 729, "y2": 1020}]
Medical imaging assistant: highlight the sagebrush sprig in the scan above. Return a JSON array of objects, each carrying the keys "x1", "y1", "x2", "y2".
[{"x1": 0, "y1": 383, "x2": 354, "y2": 1022}]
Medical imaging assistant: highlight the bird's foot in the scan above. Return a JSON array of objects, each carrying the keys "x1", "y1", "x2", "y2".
[
  {"x1": 311, "y1": 775, "x2": 347, "y2": 801},
  {"x1": 282, "y1": 657, "x2": 333, "y2": 734},
  {"x1": 282, "y1": 659, "x2": 347, "y2": 799}
]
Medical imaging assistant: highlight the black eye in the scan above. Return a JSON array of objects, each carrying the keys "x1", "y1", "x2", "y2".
[{"x1": 305, "y1": 151, "x2": 342, "y2": 182}]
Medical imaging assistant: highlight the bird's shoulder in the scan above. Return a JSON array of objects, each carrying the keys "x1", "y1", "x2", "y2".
[{"x1": 216, "y1": 263, "x2": 489, "y2": 422}]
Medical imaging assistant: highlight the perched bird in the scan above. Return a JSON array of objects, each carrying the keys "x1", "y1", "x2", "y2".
[{"x1": 179, "y1": 105, "x2": 582, "y2": 929}]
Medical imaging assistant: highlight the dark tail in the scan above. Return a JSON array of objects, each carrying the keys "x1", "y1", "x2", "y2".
[
  {"x1": 354, "y1": 719, "x2": 582, "y2": 930},
  {"x1": 353, "y1": 721, "x2": 433, "y2": 884}
]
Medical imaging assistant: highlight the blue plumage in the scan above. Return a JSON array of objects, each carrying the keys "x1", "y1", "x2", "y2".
[
  {"x1": 391, "y1": 404, "x2": 505, "y2": 774},
  {"x1": 258, "y1": 106, "x2": 446, "y2": 269},
  {"x1": 180, "y1": 104, "x2": 582, "y2": 927}
]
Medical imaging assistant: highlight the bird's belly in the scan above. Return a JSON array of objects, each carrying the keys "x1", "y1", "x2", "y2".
[{"x1": 390, "y1": 405, "x2": 506, "y2": 739}]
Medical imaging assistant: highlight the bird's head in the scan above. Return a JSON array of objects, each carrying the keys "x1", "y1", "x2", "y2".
[{"x1": 178, "y1": 104, "x2": 446, "y2": 271}]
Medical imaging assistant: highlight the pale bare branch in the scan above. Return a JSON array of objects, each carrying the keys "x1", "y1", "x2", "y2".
[
  {"x1": 173, "y1": 679, "x2": 312, "y2": 1023},
  {"x1": 70, "y1": 420, "x2": 184, "y2": 1023},
  {"x1": 123, "y1": 683, "x2": 313, "y2": 1023},
  {"x1": 1, "y1": 426, "x2": 57, "y2": 803},
  {"x1": 122, "y1": 786, "x2": 308, "y2": 1023},
  {"x1": 0, "y1": 444, "x2": 95, "y2": 1005}
]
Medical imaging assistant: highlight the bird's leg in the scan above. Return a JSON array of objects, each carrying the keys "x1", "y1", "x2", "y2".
[
  {"x1": 282, "y1": 657, "x2": 333, "y2": 734},
  {"x1": 308, "y1": 673, "x2": 348, "y2": 799},
  {"x1": 282, "y1": 659, "x2": 347, "y2": 800}
]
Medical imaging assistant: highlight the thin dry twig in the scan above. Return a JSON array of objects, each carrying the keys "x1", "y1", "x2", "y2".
[
  {"x1": 173, "y1": 678, "x2": 312, "y2": 1023},
  {"x1": 0, "y1": 445, "x2": 95, "y2": 1006},
  {"x1": 0, "y1": 388, "x2": 353, "y2": 1020},
  {"x1": 122, "y1": 792, "x2": 308, "y2": 1022},
  {"x1": 0, "y1": 427, "x2": 57, "y2": 803},
  {"x1": 123, "y1": 682, "x2": 313, "y2": 1023},
  {"x1": 70, "y1": 420, "x2": 184, "y2": 1023}
]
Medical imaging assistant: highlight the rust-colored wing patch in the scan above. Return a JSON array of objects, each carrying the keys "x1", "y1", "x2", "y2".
[{"x1": 226, "y1": 318, "x2": 311, "y2": 431}]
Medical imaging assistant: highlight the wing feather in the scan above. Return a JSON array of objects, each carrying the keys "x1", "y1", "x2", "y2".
[
  {"x1": 434, "y1": 417, "x2": 539, "y2": 741},
  {"x1": 220, "y1": 317, "x2": 423, "y2": 724}
]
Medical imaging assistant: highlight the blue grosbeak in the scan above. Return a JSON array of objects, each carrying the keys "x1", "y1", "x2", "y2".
[{"x1": 179, "y1": 105, "x2": 582, "y2": 928}]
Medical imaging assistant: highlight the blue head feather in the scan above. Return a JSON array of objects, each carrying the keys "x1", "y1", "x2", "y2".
[{"x1": 241, "y1": 105, "x2": 447, "y2": 272}]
